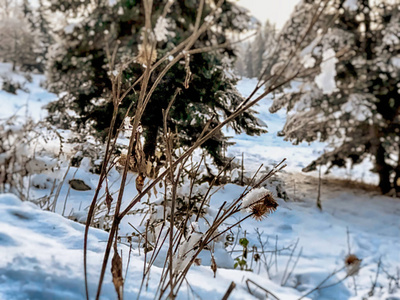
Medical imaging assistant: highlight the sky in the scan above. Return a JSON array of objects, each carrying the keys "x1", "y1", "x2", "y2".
[{"x1": 236, "y1": 0, "x2": 300, "y2": 28}]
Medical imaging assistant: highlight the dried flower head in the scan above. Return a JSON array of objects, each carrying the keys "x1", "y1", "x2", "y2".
[
  {"x1": 345, "y1": 254, "x2": 361, "y2": 276},
  {"x1": 250, "y1": 193, "x2": 278, "y2": 221},
  {"x1": 136, "y1": 44, "x2": 157, "y2": 66},
  {"x1": 242, "y1": 188, "x2": 278, "y2": 221}
]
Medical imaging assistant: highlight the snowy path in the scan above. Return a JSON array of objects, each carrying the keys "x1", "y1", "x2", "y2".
[{"x1": 0, "y1": 63, "x2": 56, "y2": 122}]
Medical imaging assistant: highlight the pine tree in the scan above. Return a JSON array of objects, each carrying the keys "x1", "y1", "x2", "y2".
[
  {"x1": 269, "y1": 0, "x2": 400, "y2": 194},
  {"x1": 234, "y1": 43, "x2": 247, "y2": 77},
  {"x1": 251, "y1": 30, "x2": 265, "y2": 77},
  {"x1": 46, "y1": 0, "x2": 266, "y2": 166},
  {"x1": 252, "y1": 21, "x2": 276, "y2": 78},
  {"x1": 234, "y1": 21, "x2": 276, "y2": 78},
  {"x1": 244, "y1": 43, "x2": 254, "y2": 77}
]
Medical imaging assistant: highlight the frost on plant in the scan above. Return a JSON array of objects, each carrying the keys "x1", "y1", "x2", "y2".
[{"x1": 154, "y1": 17, "x2": 176, "y2": 42}]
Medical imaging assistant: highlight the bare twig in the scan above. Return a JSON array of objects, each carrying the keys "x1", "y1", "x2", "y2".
[{"x1": 221, "y1": 281, "x2": 236, "y2": 300}]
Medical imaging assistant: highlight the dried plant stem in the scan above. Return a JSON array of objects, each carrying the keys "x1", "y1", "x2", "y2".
[
  {"x1": 368, "y1": 259, "x2": 381, "y2": 297},
  {"x1": 282, "y1": 246, "x2": 303, "y2": 287},
  {"x1": 62, "y1": 165, "x2": 77, "y2": 216},
  {"x1": 84, "y1": 105, "x2": 120, "y2": 300},
  {"x1": 298, "y1": 266, "x2": 347, "y2": 300},
  {"x1": 52, "y1": 163, "x2": 70, "y2": 213},
  {"x1": 246, "y1": 279, "x2": 280, "y2": 300},
  {"x1": 83, "y1": 0, "x2": 333, "y2": 298},
  {"x1": 316, "y1": 164, "x2": 322, "y2": 210},
  {"x1": 221, "y1": 282, "x2": 236, "y2": 300},
  {"x1": 281, "y1": 238, "x2": 299, "y2": 286}
]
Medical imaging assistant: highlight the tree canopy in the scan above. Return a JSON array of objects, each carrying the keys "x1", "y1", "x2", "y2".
[
  {"x1": 269, "y1": 0, "x2": 400, "y2": 194},
  {"x1": 46, "y1": 0, "x2": 267, "y2": 166}
]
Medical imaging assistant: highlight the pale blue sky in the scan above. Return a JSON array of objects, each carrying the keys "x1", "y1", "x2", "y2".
[{"x1": 236, "y1": 0, "x2": 299, "y2": 28}]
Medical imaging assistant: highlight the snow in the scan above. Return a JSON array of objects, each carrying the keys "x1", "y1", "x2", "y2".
[
  {"x1": 154, "y1": 17, "x2": 176, "y2": 42},
  {"x1": 0, "y1": 63, "x2": 56, "y2": 122},
  {"x1": 0, "y1": 65, "x2": 399, "y2": 299},
  {"x1": 64, "y1": 23, "x2": 77, "y2": 34},
  {"x1": 241, "y1": 187, "x2": 272, "y2": 211},
  {"x1": 341, "y1": 94, "x2": 374, "y2": 122},
  {"x1": 392, "y1": 56, "x2": 400, "y2": 69},
  {"x1": 343, "y1": 0, "x2": 358, "y2": 11},
  {"x1": 301, "y1": 54, "x2": 316, "y2": 69},
  {"x1": 315, "y1": 48, "x2": 338, "y2": 95},
  {"x1": 0, "y1": 193, "x2": 117, "y2": 299},
  {"x1": 228, "y1": 78, "x2": 378, "y2": 184},
  {"x1": 1, "y1": 176, "x2": 399, "y2": 299}
]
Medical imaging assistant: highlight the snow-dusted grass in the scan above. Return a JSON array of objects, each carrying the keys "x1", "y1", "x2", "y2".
[{"x1": 0, "y1": 67, "x2": 399, "y2": 299}]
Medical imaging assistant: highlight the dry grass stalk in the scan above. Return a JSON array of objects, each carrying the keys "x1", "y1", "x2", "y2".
[{"x1": 82, "y1": 0, "x2": 335, "y2": 299}]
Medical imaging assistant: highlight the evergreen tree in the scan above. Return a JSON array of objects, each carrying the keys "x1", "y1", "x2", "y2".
[
  {"x1": 234, "y1": 43, "x2": 246, "y2": 77},
  {"x1": 251, "y1": 30, "x2": 265, "y2": 77},
  {"x1": 46, "y1": 0, "x2": 266, "y2": 166},
  {"x1": 269, "y1": 0, "x2": 400, "y2": 194},
  {"x1": 260, "y1": 21, "x2": 277, "y2": 75},
  {"x1": 252, "y1": 21, "x2": 276, "y2": 78},
  {"x1": 234, "y1": 21, "x2": 276, "y2": 78},
  {"x1": 244, "y1": 43, "x2": 254, "y2": 77}
]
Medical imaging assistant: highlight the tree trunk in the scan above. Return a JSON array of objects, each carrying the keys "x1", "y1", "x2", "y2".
[
  {"x1": 143, "y1": 124, "x2": 159, "y2": 161},
  {"x1": 375, "y1": 143, "x2": 391, "y2": 194}
]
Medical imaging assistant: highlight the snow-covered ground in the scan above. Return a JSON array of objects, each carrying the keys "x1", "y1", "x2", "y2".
[
  {"x1": 229, "y1": 78, "x2": 378, "y2": 185},
  {"x1": 0, "y1": 63, "x2": 56, "y2": 122},
  {"x1": 0, "y1": 65, "x2": 399, "y2": 300}
]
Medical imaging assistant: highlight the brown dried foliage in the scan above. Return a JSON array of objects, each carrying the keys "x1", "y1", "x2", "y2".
[{"x1": 111, "y1": 245, "x2": 124, "y2": 300}]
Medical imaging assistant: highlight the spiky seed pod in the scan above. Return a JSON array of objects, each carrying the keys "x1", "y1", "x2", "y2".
[
  {"x1": 136, "y1": 44, "x2": 157, "y2": 66},
  {"x1": 250, "y1": 193, "x2": 278, "y2": 221},
  {"x1": 345, "y1": 254, "x2": 362, "y2": 276}
]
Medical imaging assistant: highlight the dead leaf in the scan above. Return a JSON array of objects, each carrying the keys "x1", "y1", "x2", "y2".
[
  {"x1": 153, "y1": 186, "x2": 158, "y2": 198},
  {"x1": 211, "y1": 254, "x2": 217, "y2": 278},
  {"x1": 194, "y1": 258, "x2": 202, "y2": 266},
  {"x1": 111, "y1": 246, "x2": 124, "y2": 300},
  {"x1": 105, "y1": 188, "x2": 113, "y2": 215},
  {"x1": 136, "y1": 173, "x2": 145, "y2": 193},
  {"x1": 146, "y1": 160, "x2": 152, "y2": 177}
]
